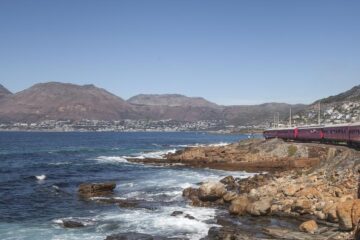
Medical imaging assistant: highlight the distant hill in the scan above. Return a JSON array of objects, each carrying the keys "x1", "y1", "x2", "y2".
[
  {"x1": 128, "y1": 94, "x2": 219, "y2": 108},
  {"x1": 0, "y1": 84, "x2": 12, "y2": 99},
  {"x1": 292, "y1": 85, "x2": 360, "y2": 125},
  {"x1": 0, "y1": 82, "x2": 135, "y2": 122},
  {"x1": 223, "y1": 103, "x2": 306, "y2": 126},
  {"x1": 316, "y1": 85, "x2": 360, "y2": 104},
  {"x1": 0, "y1": 81, "x2": 358, "y2": 126}
]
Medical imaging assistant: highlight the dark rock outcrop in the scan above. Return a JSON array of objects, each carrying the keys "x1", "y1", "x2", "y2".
[
  {"x1": 78, "y1": 182, "x2": 116, "y2": 198},
  {"x1": 105, "y1": 232, "x2": 186, "y2": 240},
  {"x1": 62, "y1": 220, "x2": 85, "y2": 228}
]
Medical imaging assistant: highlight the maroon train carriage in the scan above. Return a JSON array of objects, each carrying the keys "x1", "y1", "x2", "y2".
[
  {"x1": 349, "y1": 123, "x2": 360, "y2": 146},
  {"x1": 263, "y1": 129, "x2": 278, "y2": 139},
  {"x1": 263, "y1": 128, "x2": 296, "y2": 140},
  {"x1": 296, "y1": 126, "x2": 324, "y2": 141},
  {"x1": 263, "y1": 123, "x2": 360, "y2": 147},
  {"x1": 276, "y1": 128, "x2": 296, "y2": 140},
  {"x1": 322, "y1": 124, "x2": 349, "y2": 143}
]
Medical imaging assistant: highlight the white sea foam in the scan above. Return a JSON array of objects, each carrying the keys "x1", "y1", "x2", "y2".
[
  {"x1": 35, "y1": 175, "x2": 46, "y2": 181},
  {"x1": 95, "y1": 205, "x2": 218, "y2": 240},
  {"x1": 208, "y1": 142, "x2": 230, "y2": 147},
  {"x1": 132, "y1": 149, "x2": 177, "y2": 159},
  {"x1": 94, "y1": 156, "x2": 128, "y2": 163},
  {"x1": 170, "y1": 142, "x2": 230, "y2": 148}
]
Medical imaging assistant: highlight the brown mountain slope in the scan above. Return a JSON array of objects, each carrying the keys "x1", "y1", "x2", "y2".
[
  {"x1": 128, "y1": 94, "x2": 219, "y2": 108},
  {"x1": 223, "y1": 103, "x2": 306, "y2": 125},
  {"x1": 0, "y1": 82, "x2": 136, "y2": 122},
  {"x1": 0, "y1": 84, "x2": 12, "y2": 99},
  {"x1": 314, "y1": 85, "x2": 360, "y2": 104},
  {"x1": 133, "y1": 104, "x2": 223, "y2": 121}
]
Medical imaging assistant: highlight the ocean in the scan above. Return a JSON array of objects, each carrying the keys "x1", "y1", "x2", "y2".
[{"x1": 0, "y1": 132, "x2": 253, "y2": 240}]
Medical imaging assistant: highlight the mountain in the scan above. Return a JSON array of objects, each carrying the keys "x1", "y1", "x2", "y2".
[
  {"x1": 223, "y1": 103, "x2": 306, "y2": 126},
  {"x1": 292, "y1": 85, "x2": 360, "y2": 125},
  {"x1": 0, "y1": 82, "x2": 357, "y2": 127},
  {"x1": 0, "y1": 84, "x2": 12, "y2": 99},
  {"x1": 128, "y1": 94, "x2": 219, "y2": 108},
  {"x1": 128, "y1": 94, "x2": 223, "y2": 122},
  {"x1": 315, "y1": 85, "x2": 360, "y2": 104},
  {"x1": 133, "y1": 104, "x2": 224, "y2": 122},
  {"x1": 0, "y1": 82, "x2": 135, "y2": 122}
]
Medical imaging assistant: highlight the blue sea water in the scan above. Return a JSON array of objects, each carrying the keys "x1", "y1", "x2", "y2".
[{"x1": 0, "y1": 132, "x2": 253, "y2": 240}]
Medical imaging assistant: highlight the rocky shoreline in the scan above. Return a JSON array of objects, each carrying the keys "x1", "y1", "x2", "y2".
[
  {"x1": 74, "y1": 139, "x2": 360, "y2": 239},
  {"x1": 127, "y1": 138, "x2": 360, "y2": 239}
]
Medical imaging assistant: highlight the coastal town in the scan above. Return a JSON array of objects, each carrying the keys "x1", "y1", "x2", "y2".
[{"x1": 0, "y1": 119, "x2": 233, "y2": 132}]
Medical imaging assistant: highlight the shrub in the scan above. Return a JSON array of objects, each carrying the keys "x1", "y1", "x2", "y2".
[{"x1": 288, "y1": 145, "x2": 298, "y2": 157}]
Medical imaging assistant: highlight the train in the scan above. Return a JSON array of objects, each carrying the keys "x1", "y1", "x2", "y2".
[{"x1": 263, "y1": 123, "x2": 360, "y2": 147}]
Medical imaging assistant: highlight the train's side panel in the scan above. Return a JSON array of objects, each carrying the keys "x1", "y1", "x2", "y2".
[
  {"x1": 322, "y1": 126, "x2": 349, "y2": 142},
  {"x1": 349, "y1": 125, "x2": 360, "y2": 144},
  {"x1": 277, "y1": 130, "x2": 294, "y2": 139},
  {"x1": 297, "y1": 128, "x2": 323, "y2": 141},
  {"x1": 263, "y1": 130, "x2": 277, "y2": 139}
]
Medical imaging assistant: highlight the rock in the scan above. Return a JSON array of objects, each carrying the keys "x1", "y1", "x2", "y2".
[
  {"x1": 198, "y1": 182, "x2": 226, "y2": 202},
  {"x1": 205, "y1": 226, "x2": 255, "y2": 240},
  {"x1": 182, "y1": 187, "x2": 199, "y2": 198},
  {"x1": 323, "y1": 202, "x2": 338, "y2": 223},
  {"x1": 248, "y1": 188, "x2": 259, "y2": 201},
  {"x1": 220, "y1": 176, "x2": 237, "y2": 190},
  {"x1": 105, "y1": 232, "x2": 184, "y2": 240},
  {"x1": 283, "y1": 184, "x2": 301, "y2": 196},
  {"x1": 340, "y1": 194, "x2": 354, "y2": 202},
  {"x1": 171, "y1": 211, "x2": 183, "y2": 217},
  {"x1": 299, "y1": 220, "x2": 318, "y2": 234},
  {"x1": 229, "y1": 196, "x2": 249, "y2": 215},
  {"x1": 336, "y1": 200, "x2": 354, "y2": 231},
  {"x1": 117, "y1": 199, "x2": 140, "y2": 208},
  {"x1": 315, "y1": 211, "x2": 326, "y2": 220},
  {"x1": 184, "y1": 214, "x2": 195, "y2": 220},
  {"x1": 295, "y1": 187, "x2": 321, "y2": 199},
  {"x1": 355, "y1": 222, "x2": 360, "y2": 240},
  {"x1": 352, "y1": 200, "x2": 360, "y2": 227},
  {"x1": 263, "y1": 227, "x2": 323, "y2": 240},
  {"x1": 62, "y1": 220, "x2": 85, "y2": 228},
  {"x1": 223, "y1": 191, "x2": 237, "y2": 202},
  {"x1": 292, "y1": 198, "x2": 312, "y2": 214},
  {"x1": 78, "y1": 182, "x2": 116, "y2": 198},
  {"x1": 315, "y1": 201, "x2": 326, "y2": 211},
  {"x1": 246, "y1": 198, "x2": 272, "y2": 216},
  {"x1": 220, "y1": 176, "x2": 235, "y2": 185}
]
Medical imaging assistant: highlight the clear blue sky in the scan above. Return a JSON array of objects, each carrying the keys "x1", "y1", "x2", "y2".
[{"x1": 0, "y1": 0, "x2": 359, "y2": 105}]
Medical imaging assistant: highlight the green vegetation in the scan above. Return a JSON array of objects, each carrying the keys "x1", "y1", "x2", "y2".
[{"x1": 288, "y1": 145, "x2": 298, "y2": 157}]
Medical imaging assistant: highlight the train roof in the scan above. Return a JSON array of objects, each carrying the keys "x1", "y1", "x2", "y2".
[
  {"x1": 264, "y1": 127, "x2": 296, "y2": 131},
  {"x1": 264, "y1": 122, "x2": 360, "y2": 132},
  {"x1": 323, "y1": 122, "x2": 360, "y2": 128}
]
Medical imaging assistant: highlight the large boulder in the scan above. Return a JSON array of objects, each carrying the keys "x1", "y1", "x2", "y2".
[
  {"x1": 292, "y1": 198, "x2": 313, "y2": 214},
  {"x1": 78, "y1": 182, "x2": 116, "y2": 198},
  {"x1": 299, "y1": 220, "x2": 318, "y2": 234},
  {"x1": 229, "y1": 196, "x2": 249, "y2": 215},
  {"x1": 246, "y1": 198, "x2": 272, "y2": 216},
  {"x1": 336, "y1": 200, "x2": 354, "y2": 231},
  {"x1": 220, "y1": 176, "x2": 237, "y2": 190},
  {"x1": 352, "y1": 199, "x2": 360, "y2": 227},
  {"x1": 323, "y1": 201, "x2": 338, "y2": 223},
  {"x1": 198, "y1": 182, "x2": 226, "y2": 202},
  {"x1": 223, "y1": 191, "x2": 238, "y2": 202}
]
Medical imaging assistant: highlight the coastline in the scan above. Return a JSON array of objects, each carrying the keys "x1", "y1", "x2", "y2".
[{"x1": 126, "y1": 138, "x2": 360, "y2": 239}]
